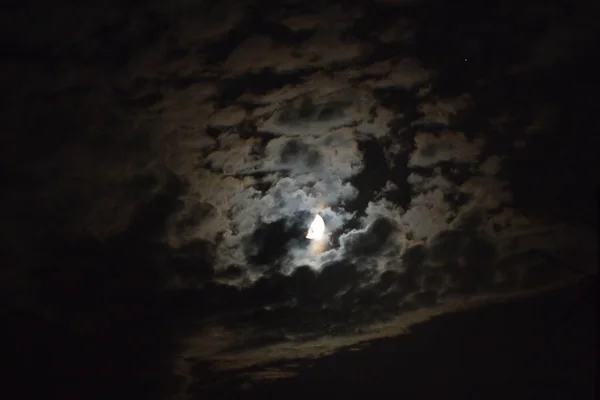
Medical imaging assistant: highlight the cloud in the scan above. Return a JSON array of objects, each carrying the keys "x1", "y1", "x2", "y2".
[
  {"x1": 272, "y1": 4, "x2": 363, "y2": 32},
  {"x1": 258, "y1": 89, "x2": 372, "y2": 136},
  {"x1": 368, "y1": 58, "x2": 433, "y2": 89},
  {"x1": 458, "y1": 176, "x2": 512, "y2": 210},
  {"x1": 208, "y1": 106, "x2": 248, "y2": 127},
  {"x1": 478, "y1": 156, "x2": 502, "y2": 176},
  {"x1": 373, "y1": 0, "x2": 419, "y2": 5},
  {"x1": 409, "y1": 131, "x2": 482, "y2": 167},
  {"x1": 204, "y1": 133, "x2": 262, "y2": 174},
  {"x1": 379, "y1": 18, "x2": 415, "y2": 43},
  {"x1": 508, "y1": 26, "x2": 576, "y2": 74},
  {"x1": 170, "y1": 120, "x2": 365, "y2": 273},
  {"x1": 264, "y1": 131, "x2": 363, "y2": 178},
  {"x1": 223, "y1": 29, "x2": 370, "y2": 75},
  {"x1": 401, "y1": 189, "x2": 453, "y2": 240},
  {"x1": 415, "y1": 94, "x2": 472, "y2": 126},
  {"x1": 4, "y1": 2, "x2": 598, "y2": 397},
  {"x1": 340, "y1": 217, "x2": 399, "y2": 258},
  {"x1": 176, "y1": 0, "x2": 246, "y2": 42}
]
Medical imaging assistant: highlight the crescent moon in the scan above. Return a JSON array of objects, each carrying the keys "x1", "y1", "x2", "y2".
[{"x1": 306, "y1": 214, "x2": 325, "y2": 240}]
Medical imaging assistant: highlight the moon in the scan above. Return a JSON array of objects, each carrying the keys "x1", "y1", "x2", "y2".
[{"x1": 306, "y1": 214, "x2": 325, "y2": 240}]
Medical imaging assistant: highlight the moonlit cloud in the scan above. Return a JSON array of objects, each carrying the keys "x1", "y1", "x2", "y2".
[
  {"x1": 3, "y1": 1, "x2": 597, "y2": 397},
  {"x1": 409, "y1": 131, "x2": 482, "y2": 167}
]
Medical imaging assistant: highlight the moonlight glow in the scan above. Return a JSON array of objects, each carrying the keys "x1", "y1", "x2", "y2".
[{"x1": 306, "y1": 214, "x2": 325, "y2": 240}]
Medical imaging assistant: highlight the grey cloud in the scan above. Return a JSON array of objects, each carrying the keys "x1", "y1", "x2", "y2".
[
  {"x1": 312, "y1": 180, "x2": 360, "y2": 206},
  {"x1": 278, "y1": 97, "x2": 352, "y2": 126},
  {"x1": 409, "y1": 131, "x2": 482, "y2": 168},
  {"x1": 279, "y1": 139, "x2": 322, "y2": 169},
  {"x1": 373, "y1": 0, "x2": 419, "y2": 5},
  {"x1": 314, "y1": 130, "x2": 364, "y2": 177},
  {"x1": 242, "y1": 71, "x2": 352, "y2": 110},
  {"x1": 401, "y1": 193, "x2": 452, "y2": 240},
  {"x1": 427, "y1": 229, "x2": 499, "y2": 292},
  {"x1": 272, "y1": 4, "x2": 363, "y2": 32},
  {"x1": 208, "y1": 106, "x2": 248, "y2": 127},
  {"x1": 400, "y1": 244, "x2": 427, "y2": 275},
  {"x1": 260, "y1": 178, "x2": 357, "y2": 220},
  {"x1": 168, "y1": 0, "x2": 245, "y2": 45},
  {"x1": 355, "y1": 106, "x2": 397, "y2": 139},
  {"x1": 320, "y1": 207, "x2": 354, "y2": 232},
  {"x1": 171, "y1": 202, "x2": 219, "y2": 241},
  {"x1": 244, "y1": 216, "x2": 309, "y2": 268},
  {"x1": 449, "y1": 207, "x2": 485, "y2": 231},
  {"x1": 223, "y1": 35, "x2": 296, "y2": 74},
  {"x1": 258, "y1": 90, "x2": 371, "y2": 136},
  {"x1": 176, "y1": 125, "x2": 217, "y2": 152},
  {"x1": 223, "y1": 29, "x2": 370, "y2": 75},
  {"x1": 316, "y1": 261, "x2": 368, "y2": 299},
  {"x1": 415, "y1": 94, "x2": 471, "y2": 126},
  {"x1": 362, "y1": 199, "x2": 405, "y2": 225},
  {"x1": 369, "y1": 58, "x2": 433, "y2": 89},
  {"x1": 205, "y1": 134, "x2": 263, "y2": 174},
  {"x1": 382, "y1": 142, "x2": 405, "y2": 169},
  {"x1": 187, "y1": 108, "x2": 366, "y2": 271},
  {"x1": 340, "y1": 217, "x2": 399, "y2": 258},
  {"x1": 360, "y1": 60, "x2": 394, "y2": 76},
  {"x1": 407, "y1": 171, "x2": 454, "y2": 192},
  {"x1": 478, "y1": 156, "x2": 503, "y2": 176},
  {"x1": 458, "y1": 176, "x2": 512, "y2": 209},
  {"x1": 302, "y1": 28, "x2": 371, "y2": 66},
  {"x1": 300, "y1": 208, "x2": 407, "y2": 276},
  {"x1": 151, "y1": 83, "x2": 217, "y2": 116},
  {"x1": 281, "y1": 205, "x2": 402, "y2": 274},
  {"x1": 205, "y1": 173, "x2": 358, "y2": 273}
]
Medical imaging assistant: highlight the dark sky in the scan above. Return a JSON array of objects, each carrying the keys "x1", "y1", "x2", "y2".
[{"x1": 1, "y1": 0, "x2": 598, "y2": 399}]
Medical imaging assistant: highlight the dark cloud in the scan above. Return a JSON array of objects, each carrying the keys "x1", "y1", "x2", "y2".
[
  {"x1": 288, "y1": 266, "x2": 319, "y2": 302},
  {"x1": 279, "y1": 139, "x2": 322, "y2": 168},
  {"x1": 428, "y1": 229, "x2": 499, "y2": 293},
  {"x1": 170, "y1": 239, "x2": 216, "y2": 285},
  {"x1": 341, "y1": 216, "x2": 398, "y2": 257},
  {"x1": 3, "y1": 0, "x2": 597, "y2": 397},
  {"x1": 277, "y1": 96, "x2": 354, "y2": 127},
  {"x1": 214, "y1": 265, "x2": 245, "y2": 281},
  {"x1": 172, "y1": 202, "x2": 217, "y2": 238},
  {"x1": 245, "y1": 273, "x2": 292, "y2": 308},
  {"x1": 317, "y1": 261, "x2": 363, "y2": 297},
  {"x1": 245, "y1": 216, "x2": 308, "y2": 268},
  {"x1": 397, "y1": 244, "x2": 425, "y2": 291},
  {"x1": 124, "y1": 173, "x2": 188, "y2": 241},
  {"x1": 412, "y1": 290, "x2": 438, "y2": 306},
  {"x1": 346, "y1": 138, "x2": 391, "y2": 213}
]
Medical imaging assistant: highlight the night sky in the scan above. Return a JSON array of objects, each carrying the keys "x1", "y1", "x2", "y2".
[{"x1": 1, "y1": 0, "x2": 598, "y2": 399}]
